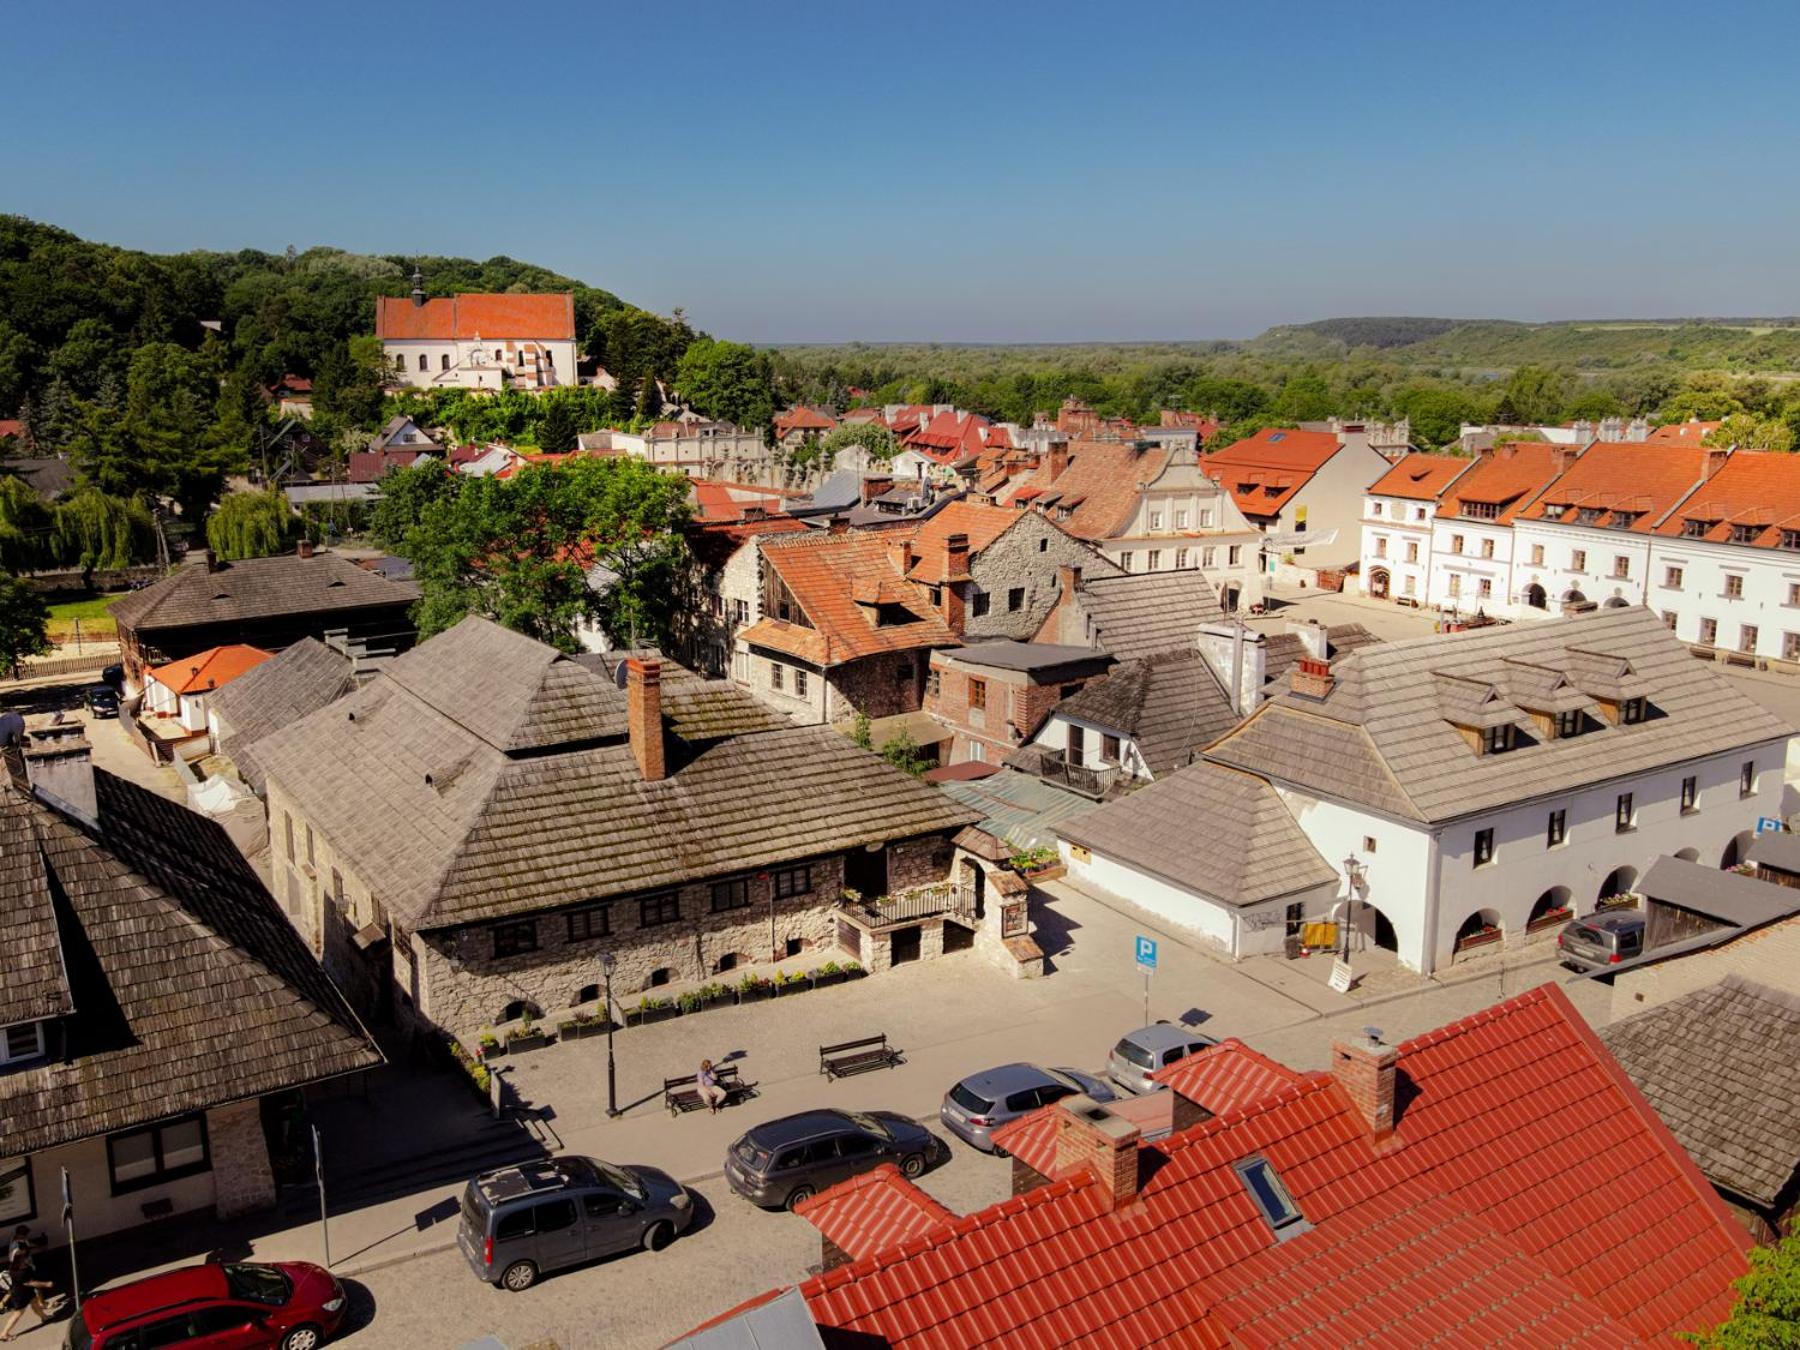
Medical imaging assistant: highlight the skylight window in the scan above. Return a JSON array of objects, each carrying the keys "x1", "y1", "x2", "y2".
[
  {"x1": 1267, "y1": 432, "x2": 1286, "y2": 443},
  {"x1": 1234, "y1": 1157, "x2": 1309, "y2": 1239}
]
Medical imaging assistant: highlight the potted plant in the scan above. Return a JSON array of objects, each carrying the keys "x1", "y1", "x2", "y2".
[
  {"x1": 477, "y1": 1027, "x2": 504, "y2": 1060},
  {"x1": 699, "y1": 981, "x2": 735, "y2": 1010},
  {"x1": 506, "y1": 1012, "x2": 551, "y2": 1053},
  {"x1": 737, "y1": 973, "x2": 774, "y2": 1003},
  {"x1": 556, "y1": 1009, "x2": 603, "y2": 1040},
  {"x1": 678, "y1": 989, "x2": 705, "y2": 1015},
  {"x1": 1009, "y1": 845, "x2": 1064, "y2": 882},
  {"x1": 840, "y1": 959, "x2": 866, "y2": 981},
  {"x1": 811, "y1": 960, "x2": 846, "y2": 988},
  {"x1": 776, "y1": 968, "x2": 812, "y2": 997},
  {"x1": 629, "y1": 995, "x2": 677, "y2": 1025}
]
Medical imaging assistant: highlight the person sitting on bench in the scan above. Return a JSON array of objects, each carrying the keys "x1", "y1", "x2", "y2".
[{"x1": 696, "y1": 1059, "x2": 727, "y2": 1114}]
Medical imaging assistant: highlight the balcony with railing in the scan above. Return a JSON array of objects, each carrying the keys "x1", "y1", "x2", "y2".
[
  {"x1": 838, "y1": 880, "x2": 977, "y2": 930},
  {"x1": 1007, "y1": 744, "x2": 1122, "y2": 801}
]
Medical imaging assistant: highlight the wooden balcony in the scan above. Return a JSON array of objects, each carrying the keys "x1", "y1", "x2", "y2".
[{"x1": 839, "y1": 881, "x2": 977, "y2": 930}]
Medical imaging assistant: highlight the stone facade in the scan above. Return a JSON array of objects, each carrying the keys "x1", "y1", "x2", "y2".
[
  {"x1": 208, "y1": 1099, "x2": 277, "y2": 1220},
  {"x1": 925, "y1": 651, "x2": 1108, "y2": 766},
  {"x1": 963, "y1": 514, "x2": 1120, "y2": 642}
]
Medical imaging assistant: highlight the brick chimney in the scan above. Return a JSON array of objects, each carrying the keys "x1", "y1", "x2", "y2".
[
  {"x1": 1057, "y1": 564, "x2": 1082, "y2": 598},
  {"x1": 625, "y1": 659, "x2": 665, "y2": 782},
  {"x1": 1291, "y1": 656, "x2": 1334, "y2": 701},
  {"x1": 1052, "y1": 1095, "x2": 1141, "y2": 1212},
  {"x1": 1045, "y1": 439, "x2": 1070, "y2": 482},
  {"x1": 1704, "y1": 447, "x2": 1731, "y2": 480},
  {"x1": 944, "y1": 532, "x2": 970, "y2": 579},
  {"x1": 1550, "y1": 445, "x2": 1577, "y2": 476},
  {"x1": 1332, "y1": 1032, "x2": 1398, "y2": 1143},
  {"x1": 861, "y1": 474, "x2": 893, "y2": 505},
  {"x1": 297, "y1": 538, "x2": 314, "y2": 559},
  {"x1": 24, "y1": 722, "x2": 97, "y2": 826},
  {"x1": 887, "y1": 536, "x2": 915, "y2": 576}
]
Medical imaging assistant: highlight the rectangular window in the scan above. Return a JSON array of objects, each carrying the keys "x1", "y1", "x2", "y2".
[
  {"x1": 1198, "y1": 509, "x2": 1212, "y2": 527},
  {"x1": 1546, "y1": 810, "x2": 1566, "y2": 847},
  {"x1": 1374, "y1": 537, "x2": 1388, "y2": 559},
  {"x1": 1741, "y1": 624, "x2": 1759, "y2": 654},
  {"x1": 926, "y1": 669, "x2": 941, "y2": 699},
  {"x1": 1451, "y1": 534, "x2": 1464, "y2": 555},
  {"x1": 710, "y1": 878, "x2": 751, "y2": 912},
  {"x1": 968, "y1": 678, "x2": 986, "y2": 711},
  {"x1": 1530, "y1": 544, "x2": 1545, "y2": 566},
  {"x1": 1615, "y1": 793, "x2": 1634, "y2": 832},
  {"x1": 1175, "y1": 548, "x2": 1189, "y2": 569},
  {"x1": 1174, "y1": 509, "x2": 1188, "y2": 528},
  {"x1": 1007, "y1": 587, "x2": 1024, "y2": 612},
  {"x1": 1700, "y1": 617, "x2": 1718, "y2": 645},
  {"x1": 640, "y1": 892, "x2": 681, "y2": 927},
  {"x1": 1403, "y1": 575, "x2": 1416, "y2": 595},
  {"x1": 1148, "y1": 511, "x2": 1163, "y2": 530},
  {"x1": 1371, "y1": 502, "x2": 1384, "y2": 517},
  {"x1": 0, "y1": 1022, "x2": 44, "y2": 1065},
  {"x1": 1787, "y1": 632, "x2": 1800, "y2": 661},
  {"x1": 1448, "y1": 573, "x2": 1462, "y2": 598},
  {"x1": 1482, "y1": 724, "x2": 1512, "y2": 755},
  {"x1": 1621, "y1": 696, "x2": 1646, "y2": 724},
  {"x1": 305, "y1": 825, "x2": 314, "y2": 864},
  {"x1": 492, "y1": 919, "x2": 538, "y2": 958},
  {"x1": 1472, "y1": 827, "x2": 1495, "y2": 866},
  {"x1": 1663, "y1": 611, "x2": 1678, "y2": 630},
  {"x1": 0, "y1": 1158, "x2": 33, "y2": 1225},
  {"x1": 1680, "y1": 776, "x2": 1698, "y2": 813},
  {"x1": 1478, "y1": 577, "x2": 1492, "y2": 598},
  {"x1": 107, "y1": 1116, "x2": 210, "y2": 1195},
  {"x1": 284, "y1": 812, "x2": 295, "y2": 863},
  {"x1": 971, "y1": 591, "x2": 990, "y2": 618},
  {"x1": 1405, "y1": 540, "x2": 1419, "y2": 563},
  {"x1": 1228, "y1": 545, "x2": 1241, "y2": 566},
  {"x1": 1790, "y1": 583, "x2": 1800, "y2": 607},
  {"x1": 1119, "y1": 551, "x2": 1133, "y2": 572},
  {"x1": 1665, "y1": 566, "x2": 1684, "y2": 590},
  {"x1": 566, "y1": 905, "x2": 612, "y2": 941},
  {"x1": 1612, "y1": 556, "x2": 1630, "y2": 579},
  {"x1": 1726, "y1": 574, "x2": 1745, "y2": 599},
  {"x1": 1481, "y1": 538, "x2": 1495, "y2": 560},
  {"x1": 1742, "y1": 760, "x2": 1757, "y2": 798},
  {"x1": 1101, "y1": 733, "x2": 1121, "y2": 764},
  {"x1": 1554, "y1": 709, "x2": 1581, "y2": 739},
  {"x1": 1571, "y1": 549, "x2": 1587, "y2": 572},
  {"x1": 772, "y1": 866, "x2": 812, "y2": 900},
  {"x1": 794, "y1": 669, "x2": 808, "y2": 697},
  {"x1": 1202, "y1": 546, "x2": 1216, "y2": 568},
  {"x1": 769, "y1": 662, "x2": 783, "y2": 692},
  {"x1": 1234, "y1": 1157, "x2": 1307, "y2": 1238},
  {"x1": 1147, "y1": 550, "x2": 1162, "y2": 570}
]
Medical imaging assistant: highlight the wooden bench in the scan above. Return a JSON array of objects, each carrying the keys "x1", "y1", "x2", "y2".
[
  {"x1": 819, "y1": 1034, "x2": 903, "y2": 1081},
  {"x1": 662, "y1": 1064, "x2": 754, "y2": 1117}
]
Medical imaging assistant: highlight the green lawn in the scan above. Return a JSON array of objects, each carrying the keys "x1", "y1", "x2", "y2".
[{"x1": 46, "y1": 593, "x2": 126, "y2": 637}]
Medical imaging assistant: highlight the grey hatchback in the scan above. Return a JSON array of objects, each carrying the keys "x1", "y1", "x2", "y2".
[
  {"x1": 725, "y1": 1109, "x2": 939, "y2": 1210},
  {"x1": 457, "y1": 1155, "x2": 693, "y2": 1291},
  {"x1": 1106, "y1": 1023, "x2": 1218, "y2": 1096},
  {"x1": 939, "y1": 1063, "x2": 1116, "y2": 1153},
  {"x1": 1558, "y1": 911, "x2": 1646, "y2": 972}
]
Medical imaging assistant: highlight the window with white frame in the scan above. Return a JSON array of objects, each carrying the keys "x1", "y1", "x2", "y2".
[
  {"x1": 1202, "y1": 546, "x2": 1216, "y2": 568},
  {"x1": 0, "y1": 1022, "x2": 45, "y2": 1066},
  {"x1": 1725, "y1": 574, "x2": 1744, "y2": 599},
  {"x1": 0, "y1": 1158, "x2": 32, "y2": 1224},
  {"x1": 107, "y1": 1116, "x2": 209, "y2": 1195}
]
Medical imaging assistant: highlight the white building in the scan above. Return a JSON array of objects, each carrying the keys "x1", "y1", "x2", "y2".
[
  {"x1": 1360, "y1": 453, "x2": 1474, "y2": 604},
  {"x1": 1421, "y1": 441, "x2": 1570, "y2": 619},
  {"x1": 377, "y1": 274, "x2": 579, "y2": 391},
  {"x1": 1204, "y1": 425, "x2": 1395, "y2": 570},
  {"x1": 1169, "y1": 609, "x2": 1792, "y2": 976},
  {"x1": 1107, "y1": 443, "x2": 1264, "y2": 612}
]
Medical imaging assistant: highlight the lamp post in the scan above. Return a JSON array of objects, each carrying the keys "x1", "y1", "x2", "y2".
[
  {"x1": 1340, "y1": 855, "x2": 1368, "y2": 963},
  {"x1": 601, "y1": 952, "x2": 619, "y2": 1119}
]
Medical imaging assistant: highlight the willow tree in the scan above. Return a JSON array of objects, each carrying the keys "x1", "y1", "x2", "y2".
[
  {"x1": 0, "y1": 477, "x2": 55, "y2": 572},
  {"x1": 53, "y1": 488, "x2": 156, "y2": 571},
  {"x1": 206, "y1": 490, "x2": 293, "y2": 561}
]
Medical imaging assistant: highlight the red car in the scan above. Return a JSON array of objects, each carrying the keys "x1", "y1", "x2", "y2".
[{"x1": 67, "y1": 1261, "x2": 346, "y2": 1350}]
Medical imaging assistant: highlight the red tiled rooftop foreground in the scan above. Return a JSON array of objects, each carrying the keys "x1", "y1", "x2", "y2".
[{"x1": 681, "y1": 986, "x2": 1748, "y2": 1347}]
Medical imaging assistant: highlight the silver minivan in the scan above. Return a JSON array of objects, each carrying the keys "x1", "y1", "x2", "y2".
[
  {"x1": 457, "y1": 1156, "x2": 693, "y2": 1291},
  {"x1": 1557, "y1": 912, "x2": 1646, "y2": 972},
  {"x1": 1106, "y1": 1023, "x2": 1218, "y2": 1095}
]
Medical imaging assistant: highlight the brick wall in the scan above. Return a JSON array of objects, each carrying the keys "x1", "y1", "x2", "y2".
[
  {"x1": 208, "y1": 1099, "x2": 276, "y2": 1220},
  {"x1": 826, "y1": 652, "x2": 925, "y2": 722}
]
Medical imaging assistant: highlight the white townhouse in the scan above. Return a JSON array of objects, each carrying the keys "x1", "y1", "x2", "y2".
[
  {"x1": 1509, "y1": 442, "x2": 1711, "y2": 622},
  {"x1": 1189, "y1": 608, "x2": 1792, "y2": 976},
  {"x1": 1360, "y1": 453, "x2": 1473, "y2": 604},
  {"x1": 1204, "y1": 426, "x2": 1394, "y2": 570},
  {"x1": 377, "y1": 274, "x2": 580, "y2": 391},
  {"x1": 1110, "y1": 443, "x2": 1264, "y2": 611},
  {"x1": 1424, "y1": 441, "x2": 1569, "y2": 619}
]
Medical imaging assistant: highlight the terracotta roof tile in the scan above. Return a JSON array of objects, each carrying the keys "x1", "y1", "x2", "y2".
[
  {"x1": 1438, "y1": 441, "x2": 1569, "y2": 524},
  {"x1": 1014, "y1": 440, "x2": 1173, "y2": 540},
  {"x1": 1150, "y1": 1037, "x2": 1306, "y2": 1112},
  {"x1": 795, "y1": 1164, "x2": 956, "y2": 1261},
  {"x1": 905, "y1": 501, "x2": 1025, "y2": 583},
  {"x1": 146, "y1": 643, "x2": 273, "y2": 695},
  {"x1": 1203, "y1": 427, "x2": 1342, "y2": 518},
  {"x1": 1519, "y1": 442, "x2": 1707, "y2": 532},
  {"x1": 1653, "y1": 450, "x2": 1800, "y2": 547},
  {"x1": 1646, "y1": 420, "x2": 1721, "y2": 445},
  {"x1": 774, "y1": 405, "x2": 838, "y2": 434},
  {"x1": 749, "y1": 530, "x2": 958, "y2": 667},
  {"x1": 1368, "y1": 452, "x2": 1476, "y2": 501},
  {"x1": 374, "y1": 292, "x2": 576, "y2": 341}
]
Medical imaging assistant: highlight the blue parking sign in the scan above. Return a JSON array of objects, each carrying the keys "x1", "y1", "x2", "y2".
[{"x1": 1135, "y1": 935, "x2": 1157, "y2": 970}]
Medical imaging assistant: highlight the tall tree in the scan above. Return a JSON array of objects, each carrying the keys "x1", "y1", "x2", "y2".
[
  {"x1": 1686, "y1": 1233, "x2": 1800, "y2": 1348},
  {"x1": 673, "y1": 338, "x2": 776, "y2": 428},
  {"x1": 636, "y1": 370, "x2": 661, "y2": 421},
  {"x1": 206, "y1": 490, "x2": 293, "y2": 560},
  {"x1": 370, "y1": 460, "x2": 462, "y2": 551},
  {"x1": 537, "y1": 397, "x2": 579, "y2": 454},
  {"x1": 0, "y1": 574, "x2": 51, "y2": 678}
]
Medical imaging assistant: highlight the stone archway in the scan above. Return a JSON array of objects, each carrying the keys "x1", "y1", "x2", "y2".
[
  {"x1": 1597, "y1": 865, "x2": 1638, "y2": 909},
  {"x1": 1369, "y1": 567, "x2": 1391, "y2": 600},
  {"x1": 1524, "y1": 582, "x2": 1547, "y2": 610},
  {"x1": 1453, "y1": 907, "x2": 1504, "y2": 958},
  {"x1": 1722, "y1": 831, "x2": 1756, "y2": 869}
]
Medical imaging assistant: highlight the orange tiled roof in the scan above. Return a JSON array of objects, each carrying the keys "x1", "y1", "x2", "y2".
[
  {"x1": 774, "y1": 405, "x2": 837, "y2": 434},
  {"x1": 1367, "y1": 452, "x2": 1474, "y2": 502},
  {"x1": 1653, "y1": 450, "x2": 1800, "y2": 547},
  {"x1": 709, "y1": 983, "x2": 1748, "y2": 1347},
  {"x1": 1439, "y1": 441, "x2": 1568, "y2": 524},
  {"x1": 744, "y1": 530, "x2": 957, "y2": 667},
  {"x1": 1646, "y1": 419, "x2": 1722, "y2": 445},
  {"x1": 792, "y1": 1164, "x2": 955, "y2": 1262},
  {"x1": 1517, "y1": 441, "x2": 1706, "y2": 532},
  {"x1": 1149, "y1": 1037, "x2": 1304, "y2": 1112},
  {"x1": 374, "y1": 293, "x2": 576, "y2": 341},
  {"x1": 1202, "y1": 426, "x2": 1342, "y2": 517},
  {"x1": 690, "y1": 479, "x2": 792, "y2": 522},
  {"x1": 146, "y1": 644, "x2": 273, "y2": 695},
  {"x1": 1016, "y1": 439, "x2": 1174, "y2": 540},
  {"x1": 905, "y1": 501, "x2": 1025, "y2": 583}
]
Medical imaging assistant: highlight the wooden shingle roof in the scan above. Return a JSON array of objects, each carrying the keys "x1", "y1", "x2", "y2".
[
  {"x1": 1053, "y1": 651, "x2": 1239, "y2": 777},
  {"x1": 1, "y1": 773, "x2": 379, "y2": 1156},
  {"x1": 1066, "y1": 570, "x2": 1224, "y2": 661},
  {"x1": 109, "y1": 551, "x2": 419, "y2": 635},
  {"x1": 208, "y1": 638, "x2": 359, "y2": 794}
]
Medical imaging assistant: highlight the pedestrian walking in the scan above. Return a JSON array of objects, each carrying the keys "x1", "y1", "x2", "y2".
[
  {"x1": 696, "y1": 1059, "x2": 726, "y2": 1114},
  {"x1": 0, "y1": 1251, "x2": 54, "y2": 1342}
]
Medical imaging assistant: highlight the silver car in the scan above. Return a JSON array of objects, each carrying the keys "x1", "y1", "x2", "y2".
[
  {"x1": 1106, "y1": 1023, "x2": 1218, "y2": 1095},
  {"x1": 1557, "y1": 912, "x2": 1645, "y2": 972},
  {"x1": 939, "y1": 1063, "x2": 1116, "y2": 1153}
]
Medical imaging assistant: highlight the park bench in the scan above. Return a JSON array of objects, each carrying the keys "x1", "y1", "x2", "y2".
[
  {"x1": 819, "y1": 1034, "x2": 903, "y2": 1081},
  {"x1": 662, "y1": 1063, "x2": 754, "y2": 1117}
]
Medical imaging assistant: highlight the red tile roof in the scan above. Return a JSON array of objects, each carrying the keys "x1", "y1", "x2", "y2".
[
  {"x1": 374, "y1": 293, "x2": 576, "y2": 341},
  {"x1": 904, "y1": 502, "x2": 1026, "y2": 583},
  {"x1": 1646, "y1": 420, "x2": 1721, "y2": 445},
  {"x1": 1652, "y1": 450, "x2": 1800, "y2": 547},
  {"x1": 743, "y1": 530, "x2": 957, "y2": 667},
  {"x1": 989, "y1": 1091, "x2": 1172, "y2": 1177},
  {"x1": 1440, "y1": 441, "x2": 1569, "y2": 524},
  {"x1": 1149, "y1": 1037, "x2": 1305, "y2": 1114},
  {"x1": 774, "y1": 405, "x2": 837, "y2": 434},
  {"x1": 346, "y1": 449, "x2": 428, "y2": 483},
  {"x1": 708, "y1": 984, "x2": 1748, "y2": 1347},
  {"x1": 1016, "y1": 440, "x2": 1174, "y2": 540},
  {"x1": 1517, "y1": 442, "x2": 1707, "y2": 532},
  {"x1": 1368, "y1": 452, "x2": 1475, "y2": 502},
  {"x1": 690, "y1": 480, "x2": 792, "y2": 522},
  {"x1": 147, "y1": 644, "x2": 273, "y2": 695},
  {"x1": 0, "y1": 419, "x2": 25, "y2": 440},
  {"x1": 1203, "y1": 427, "x2": 1343, "y2": 518},
  {"x1": 904, "y1": 410, "x2": 1000, "y2": 463},
  {"x1": 793, "y1": 1164, "x2": 956, "y2": 1261}
]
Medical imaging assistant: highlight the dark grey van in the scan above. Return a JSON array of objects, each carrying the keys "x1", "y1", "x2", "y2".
[
  {"x1": 457, "y1": 1156, "x2": 693, "y2": 1291},
  {"x1": 1557, "y1": 912, "x2": 1646, "y2": 972}
]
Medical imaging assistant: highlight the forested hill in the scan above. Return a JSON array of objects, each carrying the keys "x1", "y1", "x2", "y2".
[{"x1": 0, "y1": 214, "x2": 667, "y2": 420}]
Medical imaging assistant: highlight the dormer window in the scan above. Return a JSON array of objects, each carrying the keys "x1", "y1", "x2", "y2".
[
  {"x1": 1781, "y1": 530, "x2": 1800, "y2": 551},
  {"x1": 1620, "y1": 697, "x2": 1646, "y2": 725},
  {"x1": 1542, "y1": 504, "x2": 1566, "y2": 520},
  {"x1": 1611, "y1": 512, "x2": 1639, "y2": 530},
  {"x1": 0, "y1": 1021, "x2": 46, "y2": 1067},
  {"x1": 1682, "y1": 518, "x2": 1715, "y2": 538},
  {"x1": 1483, "y1": 724, "x2": 1514, "y2": 755},
  {"x1": 1465, "y1": 502, "x2": 1500, "y2": 520},
  {"x1": 1554, "y1": 709, "x2": 1582, "y2": 739},
  {"x1": 1730, "y1": 523, "x2": 1761, "y2": 544}
]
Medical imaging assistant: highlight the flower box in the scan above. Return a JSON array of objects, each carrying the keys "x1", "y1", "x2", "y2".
[
  {"x1": 477, "y1": 1038, "x2": 505, "y2": 1061},
  {"x1": 629, "y1": 999, "x2": 678, "y2": 1025},
  {"x1": 776, "y1": 974, "x2": 813, "y2": 997},
  {"x1": 506, "y1": 1030, "x2": 552, "y2": 1053},
  {"x1": 1454, "y1": 927, "x2": 1502, "y2": 954},
  {"x1": 736, "y1": 979, "x2": 775, "y2": 1003},
  {"x1": 1019, "y1": 863, "x2": 1066, "y2": 883},
  {"x1": 1526, "y1": 907, "x2": 1572, "y2": 935},
  {"x1": 556, "y1": 1017, "x2": 607, "y2": 1041},
  {"x1": 841, "y1": 963, "x2": 866, "y2": 980}
]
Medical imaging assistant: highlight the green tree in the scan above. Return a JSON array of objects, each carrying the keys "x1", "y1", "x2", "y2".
[
  {"x1": 878, "y1": 731, "x2": 932, "y2": 777},
  {"x1": 206, "y1": 490, "x2": 293, "y2": 560},
  {"x1": 0, "y1": 573, "x2": 51, "y2": 678},
  {"x1": 53, "y1": 488, "x2": 155, "y2": 572},
  {"x1": 1685, "y1": 1233, "x2": 1800, "y2": 1348},
  {"x1": 815, "y1": 422, "x2": 898, "y2": 467},
  {"x1": 673, "y1": 339, "x2": 776, "y2": 428},
  {"x1": 636, "y1": 370, "x2": 661, "y2": 421},
  {"x1": 370, "y1": 460, "x2": 462, "y2": 551},
  {"x1": 1497, "y1": 365, "x2": 1574, "y2": 425},
  {"x1": 0, "y1": 476, "x2": 55, "y2": 572},
  {"x1": 1705, "y1": 412, "x2": 1795, "y2": 452},
  {"x1": 537, "y1": 398, "x2": 579, "y2": 454},
  {"x1": 1390, "y1": 385, "x2": 1482, "y2": 449},
  {"x1": 851, "y1": 711, "x2": 873, "y2": 749}
]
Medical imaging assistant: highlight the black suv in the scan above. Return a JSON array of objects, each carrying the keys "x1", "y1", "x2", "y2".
[
  {"x1": 725, "y1": 1109, "x2": 939, "y2": 1210},
  {"x1": 456, "y1": 1156, "x2": 693, "y2": 1291}
]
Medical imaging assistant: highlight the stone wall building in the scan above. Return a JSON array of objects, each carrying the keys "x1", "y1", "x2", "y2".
[{"x1": 252, "y1": 617, "x2": 980, "y2": 1038}]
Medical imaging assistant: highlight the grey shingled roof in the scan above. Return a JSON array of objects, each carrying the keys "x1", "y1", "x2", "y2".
[
  {"x1": 0, "y1": 796, "x2": 71, "y2": 1027},
  {"x1": 1054, "y1": 651, "x2": 1239, "y2": 777},
  {"x1": 1599, "y1": 976, "x2": 1800, "y2": 1207},
  {"x1": 948, "y1": 642, "x2": 1111, "y2": 674},
  {"x1": 0, "y1": 457, "x2": 76, "y2": 501},
  {"x1": 109, "y1": 550, "x2": 420, "y2": 635},
  {"x1": 1208, "y1": 608, "x2": 1794, "y2": 824},
  {"x1": 208, "y1": 638, "x2": 358, "y2": 793},
  {"x1": 1057, "y1": 760, "x2": 1337, "y2": 908},
  {"x1": 253, "y1": 617, "x2": 977, "y2": 930},
  {"x1": 1, "y1": 772, "x2": 379, "y2": 1156},
  {"x1": 1069, "y1": 571, "x2": 1224, "y2": 661},
  {"x1": 572, "y1": 651, "x2": 790, "y2": 740},
  {"x1": 1261, "y1": 624, "x2": 1379, "y2": 685},
  {"x1": 1639, "y1": 856, "x2": 1800, "y2": 928}
]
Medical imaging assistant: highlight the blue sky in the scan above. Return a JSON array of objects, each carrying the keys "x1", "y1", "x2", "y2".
[{"x1": 8, "y1": 1, "x2": 1799, "y2": 342}]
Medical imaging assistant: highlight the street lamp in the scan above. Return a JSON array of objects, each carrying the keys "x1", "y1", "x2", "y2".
[
  {"x1": 601, "y1": 952, "x2": 619, "y2": 1119},
  {"x1": 1340, "y1": 855, "x2": 1368, "y2": 963}
]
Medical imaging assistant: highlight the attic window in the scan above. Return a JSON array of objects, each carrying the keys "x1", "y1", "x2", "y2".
[
  {"x1": 1541, "y1": 504, "x2": 1565, "y2": 520},
  {"x1": 1682, "y1": 518, "x2": 1715, "y2": 538},
  {"x1": 1482, "y1": 724, "x2": 1514, "y2": 755},
  {"x1": 1576, "y1": 508, "x2": 1604, "y2": 526},
  {"x1": 1233, "y1": 1157, "x2": 1308, "y2": 1239},
  {"x1": 1620, "y1": 697, "x2": 1646, "y2": 725},
  {"x1": 1781, "y1": 530, "x2": 1800, "y2": 551},
  {"x1": 1267, "y1": 433, "x2": 1286, "y2": 443},
  {"x1": 1730, "y1": 523, "x2": 1761, "y2": 544},
  {"x1": 1611, "y1": 512, "x2": 1639, "y2": 530},
  {"x1": 1464, "y1": 502, "x2": 1500, "y2": 520},
  {"x1": 1554, "y1": 709, "x2": 1582, "y2": 739}
]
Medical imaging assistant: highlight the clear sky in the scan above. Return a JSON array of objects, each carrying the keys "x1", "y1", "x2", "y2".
[{"x1": 8, "y1": 1, "x2": 1799, "y2": 343}]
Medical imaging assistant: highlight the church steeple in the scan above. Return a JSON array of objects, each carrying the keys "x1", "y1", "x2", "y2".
[{"x1": 410, "y1": 267, "x2": 425, "y2": 307}]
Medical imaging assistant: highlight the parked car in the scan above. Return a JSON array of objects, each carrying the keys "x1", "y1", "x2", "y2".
[
  {"x1": 84, "y1": 684, "x2": 120, "y2": 719},
  {"x1": 100, "y1": 662, "x2": 124, "y2": 691},
  {"x1": 1106, "y1": 1023, "x2": 1218, "y2": 1095},
  {"x1": 940, "y1": 1063, "x2": 1116, "y2": 1153},
  {"x1": 1557, "y1": 912, "x2": 1646, "y2": 972},
  {"x1": 726, "y1": 1108, "x2": 940, "y2": 1210},
  {"x1": 456, "y1": 1155, "x2": 693, "y2": 1292},
  {"x1": 68, "y1": 1260, "x2": 345, "y2": 1350}
]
